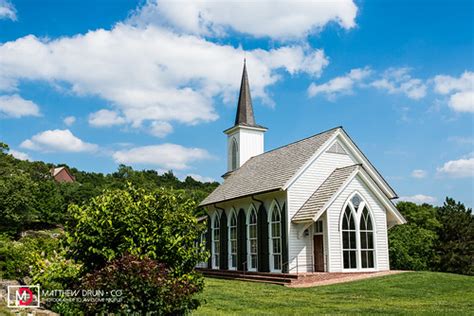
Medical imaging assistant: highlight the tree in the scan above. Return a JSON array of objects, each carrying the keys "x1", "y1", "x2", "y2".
[
  {"x1": 436, "y1": 198, "x2": 474, "y2": 275},
  {"x1": 0, "y1": 172, "x2": 39, "y2": 235},
  {"x1": 388, "y1": 202, "x2": 440, "y2": 270}
]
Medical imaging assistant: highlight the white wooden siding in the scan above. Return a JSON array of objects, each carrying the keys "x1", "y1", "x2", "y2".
[
  {"x1": 326, "y1": 175, "x2": 389, "y2": 272},
  {"x1": 287, "y1": 139, "x2": 356, "y2": 272}
]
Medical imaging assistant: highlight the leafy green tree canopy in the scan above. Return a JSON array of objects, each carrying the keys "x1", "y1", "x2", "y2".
[{"x1": 65, "y1": 184, "x2": 208, "y2": 274}]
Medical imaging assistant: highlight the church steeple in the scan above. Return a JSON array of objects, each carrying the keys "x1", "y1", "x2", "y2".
[
  {"x1": 235, "y1": 60, "x2": 257, "y2": 127},
  {"x1": 223, "y1": 61, "x2": 267, "y2": 174}
]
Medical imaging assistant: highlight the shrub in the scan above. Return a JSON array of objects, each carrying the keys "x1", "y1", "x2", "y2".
[
  {"x1": 80, "y1": 254, "x2": 203, "y2": 315},
  {"x1": 32, "y1": 253, "x2": 83, "y2": 315},
  {"x1": 65, "y1": 184, "x2": 208, "y2": 273},
  {"x1": 0, "y1": 233, "x2": 59, "y2": 279}
]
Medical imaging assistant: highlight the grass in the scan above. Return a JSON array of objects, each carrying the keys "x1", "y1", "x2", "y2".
[{"x1": 194, "y1": 272, "x2": 474, "y2": 315}]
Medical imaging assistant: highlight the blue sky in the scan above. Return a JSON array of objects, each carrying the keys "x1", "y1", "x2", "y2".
[{"x1": 0, "y1": 0, "x2": 473, "y2": 206}]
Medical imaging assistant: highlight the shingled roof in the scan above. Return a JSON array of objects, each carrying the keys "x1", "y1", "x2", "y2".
[
  {"x1": 232, "y1": 60, "x2": 266, "y2": 129},
  {"x1": 200, "y1": 127, "x2": 339, "y2": 206},
  {"x1": 292, "y1": 164, "x2": 360, "y2": 223}
]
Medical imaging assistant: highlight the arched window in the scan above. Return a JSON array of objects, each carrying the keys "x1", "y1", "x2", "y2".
[
  {"x1": 231, "y1": 138, "x2": 238, "y2": 170},
  {"x1": 270, "y1": 204, "x2": 282, "y2": 271},
  {"x1": 360, "y1": 207, "x2": 374, "y2": 268},
  {"x1": 342, "y1": 205, "x2": 357, "y2": 269},
  {"x1": 229, "y1": 211, "x2": 237, "y2": 270},
  {"x1": 212, "y1": 213, "x2": 220, "y2": 269},
  {"x1": 248, "y1": 207, "x2": 258, "y2": 271}
]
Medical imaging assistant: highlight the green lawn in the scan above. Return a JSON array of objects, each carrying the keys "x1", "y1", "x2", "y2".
[{"x1": 194, "y1": 272, "x2": 474, "y2": 315}]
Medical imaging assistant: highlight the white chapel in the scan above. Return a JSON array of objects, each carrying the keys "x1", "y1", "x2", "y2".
[{"x1": 199, "y1": 63, "x2": 406, "y2": 274}]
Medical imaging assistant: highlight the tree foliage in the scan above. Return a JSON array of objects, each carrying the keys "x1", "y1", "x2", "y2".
[
  {"x1": 390, "y1": 200, "x2": 473, "y2": 275},
  {"x1": 436, "y1": 198, "x2": 474, "y2": 275}
]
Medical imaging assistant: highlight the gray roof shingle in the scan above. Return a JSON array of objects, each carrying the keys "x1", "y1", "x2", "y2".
[
  {"x1": 292, "y1": 164, "x2": 360, "y2": 222},
  {"x1": 200, "y1": 127, "x2": 339, "y2": 206}
]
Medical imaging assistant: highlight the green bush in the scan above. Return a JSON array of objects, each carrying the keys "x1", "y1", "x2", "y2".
[
  {"x1": 0, "y1": 233, "x2": 60, "y2": 279},
  {"x1": 65, "y1": 184, "x2": 208, "y2": 273},
  {"x1": 64, "y1": 184, "x2": 208, "y2": 314},
  {"x1": 81, "y1": 254, "x2": 204, "y2": 315}
]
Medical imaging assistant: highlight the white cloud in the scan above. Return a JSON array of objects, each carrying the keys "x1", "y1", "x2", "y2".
[
  {"x1": 437, "y1": 154, "x2": 474, "y2": 178},
  {"x1": 411, "y1": 169, "x2": 427, "y2": 179},
  {"x1": 308, "y1": 67, "x2": 372, "y2": 99},
  {"x1": 63, "y1": 116, "x2": 76, "y2": 126},
  {"x1": 0, "y1": 0, "x2": 16, "y2": 21},
  {"x1": 20, "y1": 129, "x2": 98, "y2": 153},
  {"x1": 371, "y1": 68, "x2": 427, "y2": 100},
  {"x1": 0, "y1": 94, "x2": 40, "y2": 118},
  {"x1": 0, "y1": 24, "x2": 328, "y2": 131},
  {"x1": 113, "y1": 143, "x2": 211, "y2": 170},
  {"x1": 89, "y1": 109, "x2": 126, "y2": 127},
  {"x1": 149, "y1": 121, "x2": 173, "y2": 138},
  {"x1": 9, "y1": 149, "x2": 30, "y2": 161},
  {"x1": 398, "y1": 194, "x2": 437, "y2": 204},
  {"x1": 186, "y1": 173, "x2": 216, "y2": 183},
  {"x1": 128, "y1": 0, "x2": 358, "y2": 40},
  {"x1": 433, "y1": 71, "x2": 473, "y2": 113}
]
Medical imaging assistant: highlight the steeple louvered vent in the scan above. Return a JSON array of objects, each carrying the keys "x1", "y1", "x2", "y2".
[{"x1": 327, "y1": 142, "x2": 347, "y2": 155}]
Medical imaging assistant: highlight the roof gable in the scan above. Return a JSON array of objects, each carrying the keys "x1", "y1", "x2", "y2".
[
  {"x1": 292, "y1": 165, "x2": 406, "y2": 225},
  {"x1": 283, "y1": 128, "x2": 397, "y2": 199}
]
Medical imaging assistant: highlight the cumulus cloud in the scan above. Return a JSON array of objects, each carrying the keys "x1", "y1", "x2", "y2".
[
  {"x1": 0, "y1": 24, "x2": 328, "y2": 131},
  {"x1": 398, "y1": 194, "x2": 437, "y2": 204},
  {"x1": 0, "y1": 0, "x2": 16, "y2": 21},
  {"x1": 308, "y1": 67, "x2": 372, "y2": 99},
  {"x1": 149, "y1": 121, "x2": 173, "y2": 138},
  {"x1": 63, "y1": 116, "x2": 76, "y2": 126},
  {"x1": 186, "y1": 173, "x2": 216, "y2": 183},
  {"x1": 128, "y1": 0, "x2": 358, "y2": 40},
  {"x1": 89, "y1": 109, "x2": 126, "y2": 127},
  {"x1": 411, "y1": 169, "x2": 427, "y2": 179},
  {"x1": 371, "y1": 68, "x2": 427, "y2": 100},
  {"x1": 433, "y1": 71, "x2": 473, "y2": 113},
  {"x1": 113, "y1": 143, "x2": 211, "y2": 170},
  {"x1": 0, "y1": 94, "x2": 40, "y2": 118},
  {"x1": 20, "y1": 129, "x2": 98, "y2": 152},
  {"x1": 437, "y1": 154, "x2": 474, "y2": 178},
  {"x1": 9, "y1": 149, "x2": 30, "y2": 161}
]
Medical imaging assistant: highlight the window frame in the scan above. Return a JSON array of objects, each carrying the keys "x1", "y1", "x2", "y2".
[
  {"x1": 247, "y1": 205, "x2": 258, "y2": 271},
  {"x1": 269, "y1": 200, "x2": 282, "y2": 273},
  {"x1": 228, "y1": 209, "x2": 238, "y2": 270},
  {"x1": 212, "y1": 212, "x2": 220, "y2": 269},
  {"x1": 339, "y1": 192, "x2": 377, "y2": 272}
]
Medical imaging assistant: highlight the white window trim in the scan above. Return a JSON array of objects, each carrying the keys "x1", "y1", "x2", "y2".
[
  {"x1": 269, "y1": 200, "x2": 282, "y2": 273},
  {"x1": 228, "y1": 208, "x2": 238, "y2": 270},
  {"x1": 339, "y1": 191, "x2": 378, "y2": 272},
  {"x1": 247, "y1": 205, "x2": 258, "y2": 272},
  {"x1": 212, "y1": 211, "x2": 220, "y2": 269}
]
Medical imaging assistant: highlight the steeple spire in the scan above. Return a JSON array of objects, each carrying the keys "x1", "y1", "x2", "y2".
[{"x1": 235, "y1": 60, "x2": 257, "y2": 127}]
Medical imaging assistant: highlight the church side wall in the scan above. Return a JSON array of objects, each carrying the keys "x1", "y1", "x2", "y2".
[
  {"x1": 326, "y1": 175, "x2": 389, "y2": 272},
  {"x1": 287, "y1": 139, "x2": 356, "y2": 273}
]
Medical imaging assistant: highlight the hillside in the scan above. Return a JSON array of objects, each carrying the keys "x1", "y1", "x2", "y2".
[{"x1": 0, "y1": 142, "x2": 218, "y2": 235}]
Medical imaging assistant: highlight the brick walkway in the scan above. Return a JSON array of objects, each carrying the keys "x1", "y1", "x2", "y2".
[{"x1": 287, "y1": 270, "x2": 408, "y2": 287}]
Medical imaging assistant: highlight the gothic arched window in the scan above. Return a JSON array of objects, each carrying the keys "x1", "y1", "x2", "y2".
[
  {"x1": 248, "y1": 207, "x2": 258, "y2": 271},
  {"x1": 212, "y1": 213, "x2": 220, "y2": 269},
  {"x1": 360, "y1": 207, "x2": 374, "y2": 268},
  {"x1": 229, "y1": 210, "x2": 237, "y2": 270},
  {"x1": 342, "y1": 205, "x2": 357, "y2": 269},
  {"x1": 270, "y1": 203, "x2": 282, "y2": 271}
]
